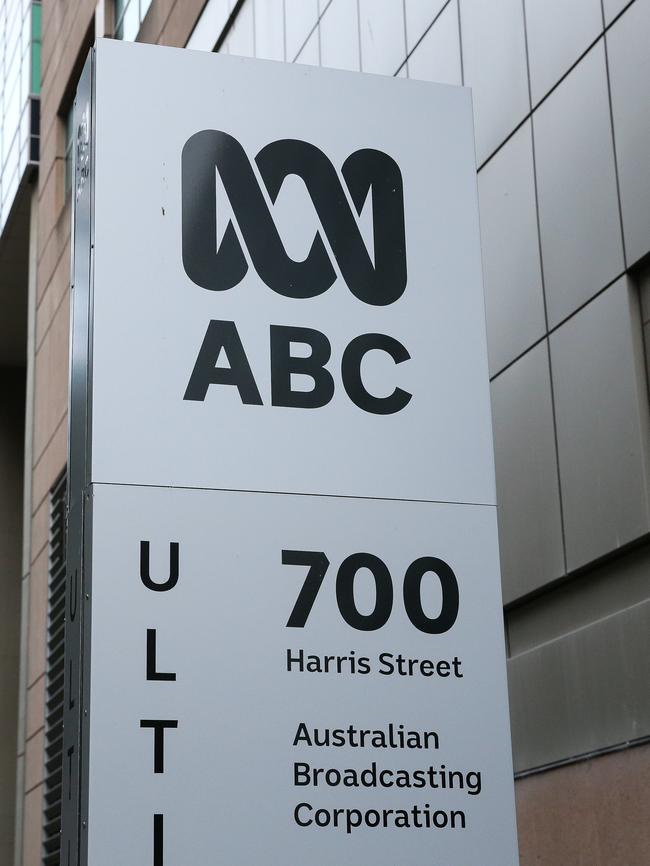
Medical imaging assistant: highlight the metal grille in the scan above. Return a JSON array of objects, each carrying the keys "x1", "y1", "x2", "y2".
[{"x1": 43, "y1": 472, "x2": 67, "y2": 866}]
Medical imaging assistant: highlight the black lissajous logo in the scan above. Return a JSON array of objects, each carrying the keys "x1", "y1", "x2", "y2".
[
  {"x1": 181, "y1": 130, "x2": 407, "y2": 306},
  {"x1": 180, "y1": 131, "x2": 412, "y2": 415}
]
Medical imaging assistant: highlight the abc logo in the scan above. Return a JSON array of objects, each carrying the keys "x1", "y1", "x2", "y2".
[{"x1": 181, "y1": 131, "x2": 412, "y2": 415}]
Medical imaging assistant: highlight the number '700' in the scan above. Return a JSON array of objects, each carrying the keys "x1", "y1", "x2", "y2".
[{"x1": 282, "y1": 550, "x2": 459, "y2": 634}]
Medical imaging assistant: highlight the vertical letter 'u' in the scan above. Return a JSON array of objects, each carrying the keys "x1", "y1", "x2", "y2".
[{"x1": 140, "y1": 541, "x2": 179, "y2": 592}]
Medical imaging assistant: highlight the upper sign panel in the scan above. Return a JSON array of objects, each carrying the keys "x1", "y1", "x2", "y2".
[{"x1": 90, "y1": 39, "x2": 495, "y2": 504}]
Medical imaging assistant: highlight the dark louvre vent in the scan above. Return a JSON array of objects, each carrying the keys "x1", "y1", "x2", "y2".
[{"x1": 43, "y1": 472, "x2": 66, "y2": 866}]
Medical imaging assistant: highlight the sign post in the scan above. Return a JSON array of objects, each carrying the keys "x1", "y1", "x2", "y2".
[{"x1": 64, "y1": 39, "x2": 519, "y2": 866}]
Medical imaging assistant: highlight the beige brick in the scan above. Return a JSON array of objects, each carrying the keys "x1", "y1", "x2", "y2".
[
  {"x1": 138, "y1": 0, "x2": 174, "y2": 45},
  {"x1": 33, "y1": 296, "x2": 70, "y2": 465},
  {"x1": 41, "y1": 18, "x2": 62, "y2": 86},
  {"x1": 30, "y1": 498, "x2": 49, "y2": 567},
  {"x1": 26, "y1": 551, "x2": 47, "y2": 688},
  {"x1": 159, "y1": 0, "x2": 206, "y2": 47},
  {"x1": 52, "y1": 0, "x2": 95, "y2": 104},
  {"x1": 517, "y1": 743, "x2": 650, "y2": 866},
  {"x1": 41, "y1": 0, "x2": 68, "y2": 84},
  {"x1": 37, "y1": 205, "x2": 61, "y2": 276},
  {"x1": 37, "y1": 208, "x2": 70, "y2": 286},
  {"x1": 36, "y1": 244, "x2": 70, "y2": 351},
  {"x1": 24, "y1": 728, "x2": 45, "y2": 793},
  {"x1": 21, "y1": 784, "x2": 43, "y2": 866},
  {"x1": 25, "y1": 675, "x2": 46, "y2": 742},
  {"x1": 38, "y1": 101, "x2": 65, "y2": 182},
  {"x1": 31, "y1": 418, "x2": 67, "y2": 518},
  {"x1": 37, "y1": 165, "x2": 67, "y2": 280},
  {"x1": 41, "y1": 0, "x2": 93, "y2": 132},
  {"x1": 38, "y1": 118, "x2": 59, "y2": 196}
]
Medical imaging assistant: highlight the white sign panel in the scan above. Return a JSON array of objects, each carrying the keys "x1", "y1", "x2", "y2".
[
  {"x1": 90, "y1": 39, "x2": 494, "y2": 505},
  {"x1": 66, "y1": 38, "x2": 519, "y2": 866},
  {"x1": 88, "y1": 485, "x2": 517, "y2": 866}
]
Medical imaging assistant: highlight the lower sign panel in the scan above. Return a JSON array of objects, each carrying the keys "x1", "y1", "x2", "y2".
[{"x1": 86, "y1": 483, "x2": 518, "y2": 865}]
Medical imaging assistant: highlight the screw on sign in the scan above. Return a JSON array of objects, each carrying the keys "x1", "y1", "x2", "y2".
[{"x1": 139, "y1": 540, "x2": 179, "y2": 865}]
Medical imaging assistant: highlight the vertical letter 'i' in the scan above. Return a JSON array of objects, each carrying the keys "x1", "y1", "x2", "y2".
[{"x1": 153, "y1": 814, "x2": 163, "y2": 866}]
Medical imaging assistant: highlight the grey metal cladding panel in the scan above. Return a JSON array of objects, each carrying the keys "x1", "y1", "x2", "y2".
[
  {"x1": 491, "y1": 341, "x2": 565, "y2": 604},
  {"x1": 645, "y1": 322, "x2": 650, "y2": 392},
  {"x1": 643, "y1": 272, "x2": 650, "y2": 409},
  {"x1": 405, "y1": 0, "x2": 448, "y2": 52},
  {"x1": 641, "y1": 264, "x2": 650, "y2": 324},
  {"x1": 478, "y1": 121, "x2": 545, "y2": 376},
  {"x1": 550, "y1": 276, "x2": 650, "y2": 572},
  {"x1": 508, "y1": 540, "x2": 650, "y2": 656},
  {"x1": 319, "y1": 0, "x2": 360, "y2": 71},
  {"x1": 225, "y1": 0, "x2": 254, "y2": 56},
  {"x1": 524, "y1": 0, "x2": 603, "y2": 106},
  {"x1": 284, "y1": 0, "x2": 319, "y2": 62},
  {"x1": 604, "y1": 0, "x2": 635, "y2": 24},
  {"x1": 607, "y1": 0, "x2": 650, "y2": 267},
  {"x1": 406, "y1": 0, "x2": 461, "y2": 87},
  {"x1": 358, "y1": 0, "x2": 406, "y2": 74},
  {"x1": 534, "y1": 41, "x2": 624, "y2": 328},
  {"x1": 459, "y1": 0, "x2": 530, "y2": 163},
  {"x1": 254, "y1": 0, "x2": 285, "y2": 61},
  {"x1": 295, "y1": 27, "x2": 319, "y2": 66},
  {"x1": 508, "y1": 598, "x2": 650, "y2": 773}
]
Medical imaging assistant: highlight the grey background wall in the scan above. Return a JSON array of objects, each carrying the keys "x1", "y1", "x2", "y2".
[{"x1": 201, "y1": 0, "x2": 650, "y2": 777}]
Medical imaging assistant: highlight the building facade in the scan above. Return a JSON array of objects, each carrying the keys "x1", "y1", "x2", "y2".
[
  {"x1": 0, "y1": 0, "x2": 649, "y2": 864},
  {"x1": 0, "y1": 0, "x2": 40, "y2": 860}
]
